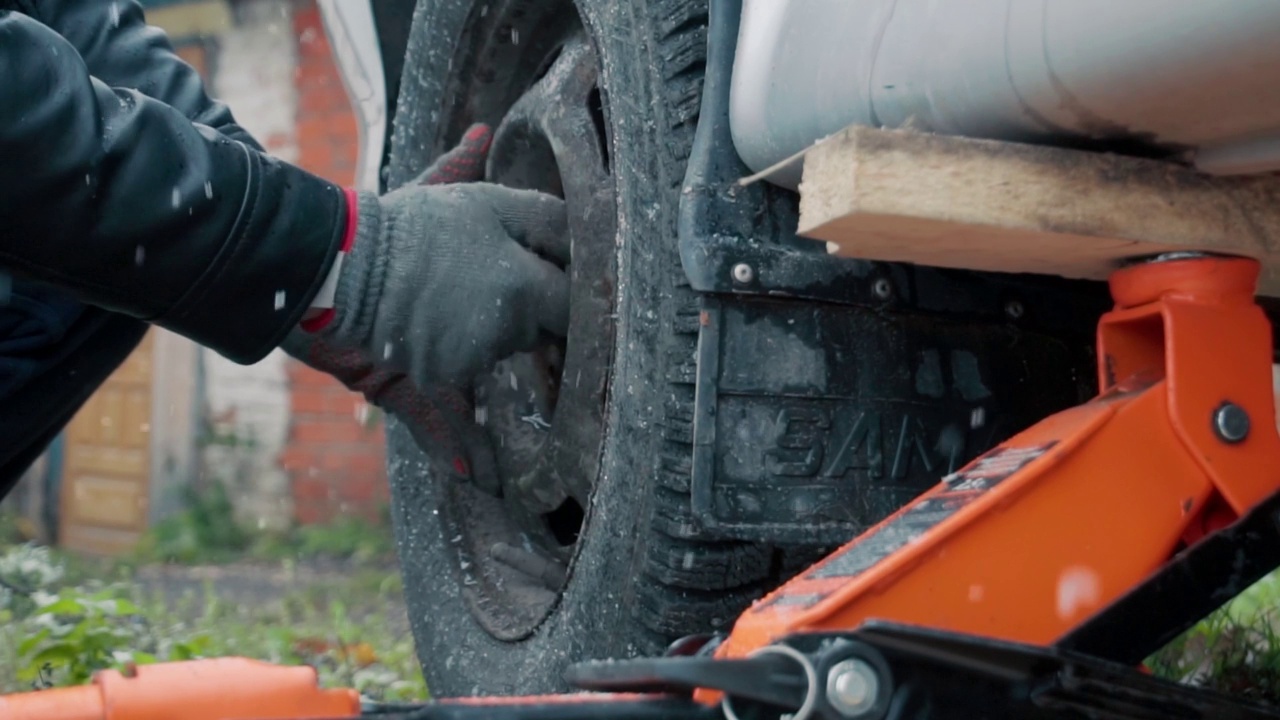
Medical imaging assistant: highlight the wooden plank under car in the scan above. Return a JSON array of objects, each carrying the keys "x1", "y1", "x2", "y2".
[{"x1": 796, "y1": 125, "x2": 1280, "y2": 297}]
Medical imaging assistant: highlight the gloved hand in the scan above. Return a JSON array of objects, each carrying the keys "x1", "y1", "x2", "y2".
[
  {"x1": 326, "y1": 155, "x2": 570, "y2": 387},
  {"x1": 280, "y1": 125, "x2": 512, "y2": 485}
]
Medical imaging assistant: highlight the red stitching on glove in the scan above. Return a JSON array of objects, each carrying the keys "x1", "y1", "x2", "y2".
[
  {"x1": 341, "y1": 187, "x2": 360, "y2": 252},
  {"x1": 300, "y1": 188, "x2": 361, "y2": 334},
  {"x1": 299, "y1": 308, "x2": 335, "y2": 333},
  {"x1": 420, "y1": 125, "x2": 494, "y2": 186}
]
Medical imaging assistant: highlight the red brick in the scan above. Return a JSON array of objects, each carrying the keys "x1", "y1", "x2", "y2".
[
  {"x1": 341, "y1": 451, "x2": 386, "y2": 480},
  {"x1": 298, "y1": 42, "x2": 334, "y2": 65},
  {"x1": 322, "y1": 392, "x2": 361, "y2": 416},
  {"x1": 294, "y1": 500, "x2": 334, "y2": 526},
  {"x1": 285, "y1": 0, "x2": 391, "y2": 527},
  {"x1": 332, "y1": 145, "x2": 358, "y2": 170},
  {"x1": 304, "y1": 163, "x2": 353, "y2": 186},
  {"x1": 297, "y1": 141, "x2": 335, "y2": 168},
  {"x1": 299, "y1": 451, "x2": 339, "y2": 473},
  {"x1": 263, "y1": 131, "x2": 293, "y2": 153},
  {"x1": 329, "y1": 167, "x2": 356, "y2": 187},
  {"x1": 279, "y1": 446, "x2": 312, "y2": 471},
  {"x1": 297, "y1": 146, "x2": 336, "y2": 177},
  {"x1": 297, "y1": 116, "x2": 331, "y2": 148},
  {"x1": 295, "y1": 59, "x2": 336, "y2": 87},
  {"x1": 311, "y1": 392, "x2": 360, "y2": 418},
  {"x1": 327, "y1": 83, "x2": 353, "y2": 109},
  {"x1": 296, "y1": 27, "x2": 333, "y2": 58},
  {"x1": 299, "y1": 85, "x2": 345, "y2": 115},
  {"x1": 354, "y1": 471, "x2": 386, "y2": 490},
  {"x1": 294, "y1": 64, "x2": 333, "y2": 87},
  {"x1": 286, "y1": 360, "x2": 335, "y2": 386},
  {"x1": 329, "y1": 159, "x2": 355, "y2": 180},
  {"x1": 293, "y1": 3, "x2": 322, "y2": 29},
  {"x1": 292, "y1": 477, "x2": 335, "y2": 502},
  {"x1": 292, "y1": 419, "x2": 371, "y2": 445},
  {"x1": 290, "y1": 388, "x2": 331, "y2": 414},
  {"x1": 338, "y1": 479, "x2": 378, "y2": 503},
  {"x1": 328, "y1": 112, "x2": 359, "y2": 142}
]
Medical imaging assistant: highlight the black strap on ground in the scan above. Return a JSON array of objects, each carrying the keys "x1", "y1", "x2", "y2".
[{"x1": 361, "y1": 697, "x2": 716, "y2": 720}]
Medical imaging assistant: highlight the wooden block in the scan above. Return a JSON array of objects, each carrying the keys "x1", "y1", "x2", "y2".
[{"x1": 797, "y1": 125, "x2": 1280, "y2": 297}]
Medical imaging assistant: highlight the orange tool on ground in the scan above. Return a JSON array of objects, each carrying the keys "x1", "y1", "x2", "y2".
[
  {"x1": 6, "y1": 254, "x2": 1280, "y2": 719},
  {"x1": 0, "y1": 658, "x2": 359, "y2": 720}
]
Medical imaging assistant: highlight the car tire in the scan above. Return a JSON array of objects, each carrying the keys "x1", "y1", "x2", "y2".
[{"x1": 382, "y1": 0, "x2": 773, "y2": 697}]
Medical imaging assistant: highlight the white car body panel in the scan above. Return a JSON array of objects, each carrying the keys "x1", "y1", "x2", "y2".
[{"x1": 316, "y1": 0, "x2": 386, "y2": 193}]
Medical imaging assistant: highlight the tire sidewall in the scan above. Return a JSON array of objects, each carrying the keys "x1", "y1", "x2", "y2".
[{"x1": 386, "y1": 0, "x2": 679, "y2": 696}]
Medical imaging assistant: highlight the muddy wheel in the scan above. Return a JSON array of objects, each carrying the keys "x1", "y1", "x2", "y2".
[{"x1": 383, "y1": 0, "x2": 768, "y2": 697}]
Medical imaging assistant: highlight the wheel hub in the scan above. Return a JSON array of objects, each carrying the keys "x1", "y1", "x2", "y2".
[{"x1": 438, "y1": 26, "x2": 617, "y2": 640}]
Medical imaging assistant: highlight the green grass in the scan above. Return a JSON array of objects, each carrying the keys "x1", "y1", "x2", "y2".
[
  {"x1": 129, "y1": 483, "x2": 395, "y2": 566},
  {"x1": 0, "y1": 542, "x2": 425, "y2": 702},
  {"x1": 130, "y1": 483, "x2": 253, "y2": 565},
  {"x1": 1146, "y1": 571, "x2": 1280, "y2": 704},
  {"x1": 247, "y1": 517, "x2": 396, "y2": 565}
]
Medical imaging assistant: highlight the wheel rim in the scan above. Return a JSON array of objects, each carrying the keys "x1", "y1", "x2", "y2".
[{"x1": 433, "y1": 11, "x2": 617, "y2": 641}]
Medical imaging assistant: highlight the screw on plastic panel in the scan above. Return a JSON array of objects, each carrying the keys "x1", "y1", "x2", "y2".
[{"x1": 872, "y1": 278, "x2": 893, "y2": 299}]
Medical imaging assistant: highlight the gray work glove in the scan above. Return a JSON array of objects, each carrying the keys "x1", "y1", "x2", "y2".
[
  {"x1": 325, "y1": 175, "x2": 570, "y2": 387},
  {"x1": 279, "y1": 125, "x2": 521, "y2": 485}
]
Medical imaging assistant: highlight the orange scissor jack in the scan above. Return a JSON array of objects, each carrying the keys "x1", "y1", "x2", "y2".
[
  {"x1": 7, "y1": 253, "x2": 1280, "y2": 719},
  {"x1": 716, "y1": 251, "x2": 1280, "y2": 659}
]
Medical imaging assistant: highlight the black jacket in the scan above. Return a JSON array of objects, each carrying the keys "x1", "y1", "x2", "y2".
[{"x1": 0, "y1": 0, "x2": 347, "y2": 365}]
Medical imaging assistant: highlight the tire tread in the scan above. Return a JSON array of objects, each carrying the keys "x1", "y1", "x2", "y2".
[{"x1": 631, "y1": 0, "x2": 780, "y2": 645}]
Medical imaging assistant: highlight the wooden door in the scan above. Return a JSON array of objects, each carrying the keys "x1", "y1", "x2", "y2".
[{"x1": 59, "y1": 331, "x2": 155, "y2": 556}]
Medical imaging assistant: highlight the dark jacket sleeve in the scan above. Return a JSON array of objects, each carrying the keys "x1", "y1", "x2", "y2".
[
  {"x1": 0, "y1": 9, "x2": 346, "y2": 364},
  {"x1": 26, "y1": 0, "x2": 263, "y2": 150}
]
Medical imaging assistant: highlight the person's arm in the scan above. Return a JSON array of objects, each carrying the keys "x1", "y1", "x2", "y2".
[
  {"x1": 0, "y1": 10, "x2": 346, "y2": 364},
  {"x1": 22, "y1": 0, "x2": 263, "y2": 149}
]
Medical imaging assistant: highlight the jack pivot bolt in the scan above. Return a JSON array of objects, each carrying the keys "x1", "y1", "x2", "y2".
[
  {"x1": 1213, "y1": 402, "x2": 1250, "y2": 444},
  {"x1": 826, "y1": 658, "x2": 880, "y2": 718}
]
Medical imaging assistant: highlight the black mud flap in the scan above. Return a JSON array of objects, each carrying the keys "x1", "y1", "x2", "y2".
[{"x1": 689, "y1": 296, "x2": 1095, "y2": 545}]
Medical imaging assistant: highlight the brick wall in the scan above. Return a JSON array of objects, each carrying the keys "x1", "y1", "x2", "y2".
[
  {"x1": 282, "y1": 365, "x2": 387, "y2": 524},
  {"x1": 281, "y1": 0, "x2": 388, "y2": 525}
]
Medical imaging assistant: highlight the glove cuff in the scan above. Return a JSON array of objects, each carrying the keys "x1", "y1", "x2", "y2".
[
  {"x1": 300, "y1": 188, "x2": 362, "y2": 332},
  {"x1": 322, "y1": 189, "x2": 386, "y2": 347}
]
